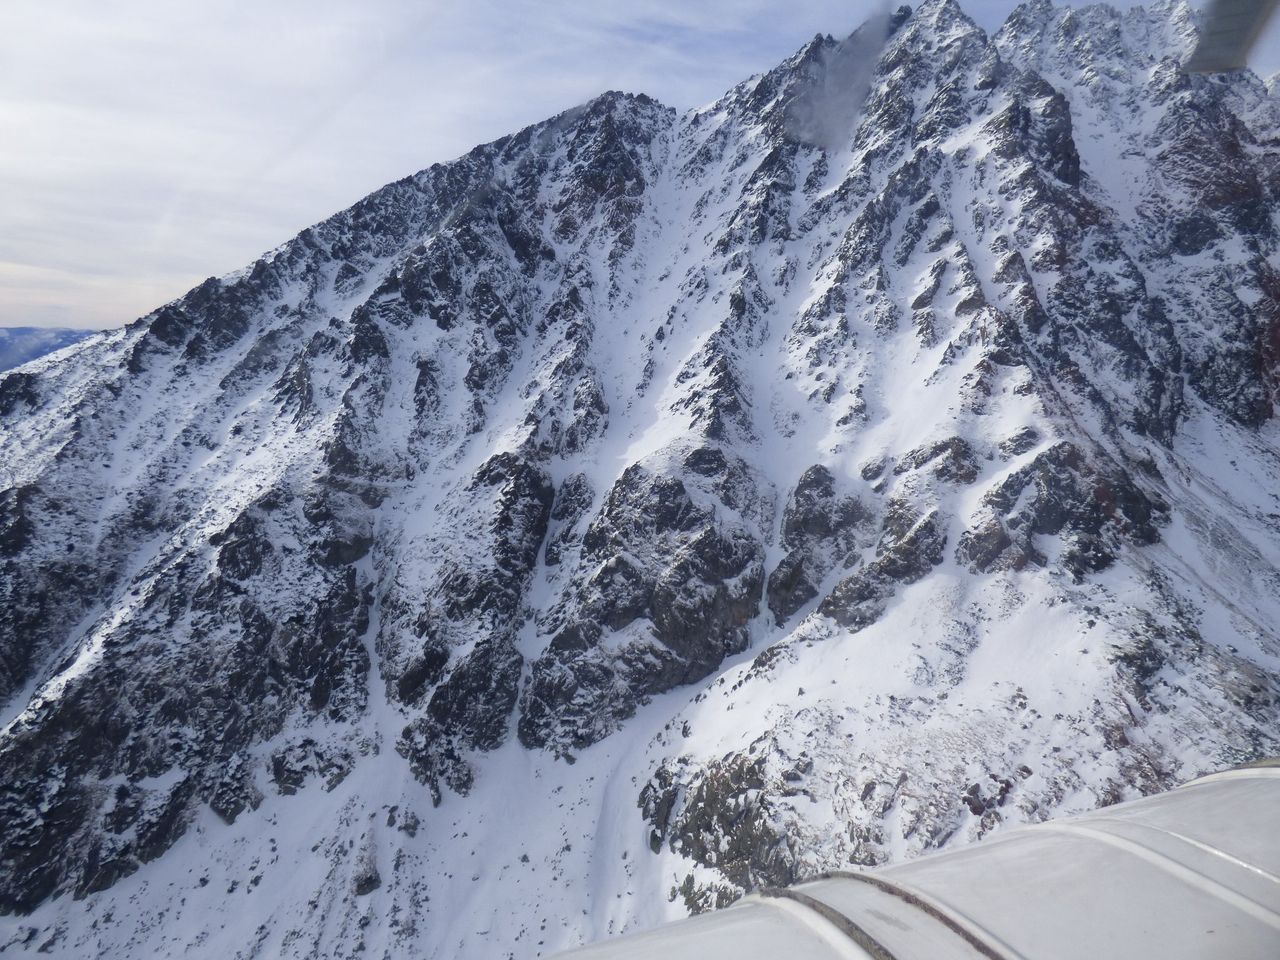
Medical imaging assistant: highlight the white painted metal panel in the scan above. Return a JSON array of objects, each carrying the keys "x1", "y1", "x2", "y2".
[
  {"x1": 555, "y1": 764, "x2": 1280, "y2": 959},
  {"x1": 786, "y1": 878, "x2": 991, "y2": 959},
  {"x1": 560, "y1": 897, "x2": 872, "y2": 960}
]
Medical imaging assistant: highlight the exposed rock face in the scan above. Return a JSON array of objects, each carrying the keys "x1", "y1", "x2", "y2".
[
  {"x1": 766, "y1": 465, "x2": 872, "y2": 624},
  {"x1": 520, "y1": 450, "x2": 767, "y2": 751},
  {"x1": 957, "y1": 441, "x2": 1165, "y2": 578},
  {"x1": 819, "y1": 502, "x2": 948, "y2": 630},
  {"x1": 1, "y1": 2, "x2": 1278, "y2": 957}
]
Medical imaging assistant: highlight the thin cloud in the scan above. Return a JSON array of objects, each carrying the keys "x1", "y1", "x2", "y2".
[{"x1": 1, "y1": 0, "x2": 1276, "y2": 330}]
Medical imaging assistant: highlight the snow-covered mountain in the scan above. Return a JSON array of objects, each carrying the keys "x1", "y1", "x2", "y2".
[
  {"x1": 1, "y1": 1, "x2": 1278, "y2": 956},
  {"x1": 0, "y1": 328, "x2": 96, "y2": 374}
]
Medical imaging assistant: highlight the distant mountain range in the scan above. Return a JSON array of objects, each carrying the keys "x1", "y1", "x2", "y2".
[
  {"x1": 0, "y1": 327, "x2": 96, "y2": 373},
  {"x1": 0, "y1": 1, "x2": 1277, "y2": 958}
]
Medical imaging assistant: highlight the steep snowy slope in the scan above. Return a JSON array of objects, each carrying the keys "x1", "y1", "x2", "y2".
[
  {"x1": 0, "y1": 328, "x2": 96, "y2": 374},
  {"x1": 1, "y1": 1, "x2": 1278, "y2": 957}
]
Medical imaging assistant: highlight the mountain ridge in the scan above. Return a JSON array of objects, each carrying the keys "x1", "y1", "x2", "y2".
[{"x1": 1, "y1": 1, "x2": 1278, "y2": 956}]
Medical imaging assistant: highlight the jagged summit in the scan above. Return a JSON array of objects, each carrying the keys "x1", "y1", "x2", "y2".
[{"x1": 0, "y1": 2, "x2": 1277, "y2": 957}]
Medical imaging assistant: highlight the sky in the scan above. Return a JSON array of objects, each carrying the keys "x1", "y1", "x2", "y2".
[{"x1": 2, "y1": 0, "x2": 1277, "y2": 331}]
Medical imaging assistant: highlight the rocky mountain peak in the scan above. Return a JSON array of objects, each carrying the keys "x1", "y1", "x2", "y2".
[{"x1": 1, "y1": 3, "x2": 1277, "y2": 957}]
